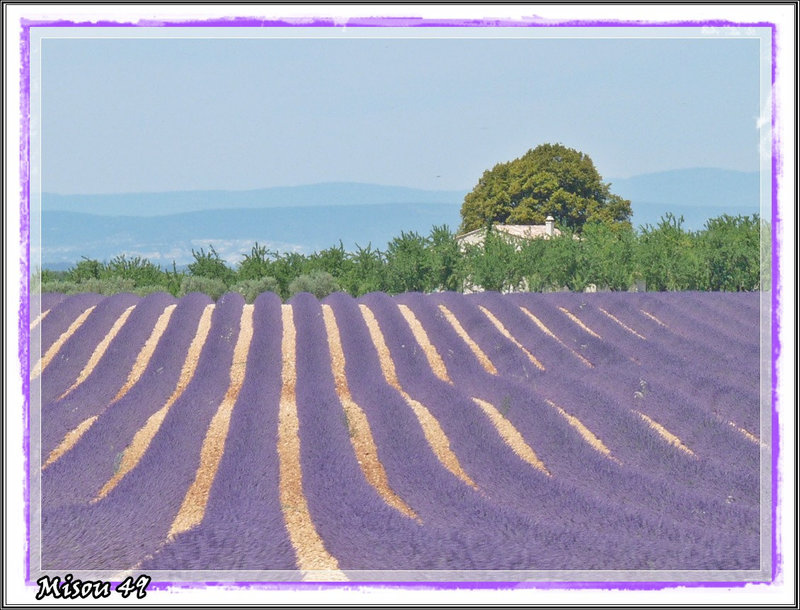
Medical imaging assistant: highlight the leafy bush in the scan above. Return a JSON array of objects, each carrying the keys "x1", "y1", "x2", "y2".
[
  {"x1": 237, "y1": 243, "x2": 274, "y2": 282},
  {"x1": 133, "y1": 285, "x2": 172, "y2": 297},
  {"x1": 700, "y1": 214, "x2": 761, "y2": 291},
  {"x1": 105, "y1": 254, "x2": 166, "y2": 286},
  {"x1": 635, "y1": 214, "x2": 704, "y2": 291},
  {"x1": 67, "y1": 257, "x2": 105, "y2": 283},
  {"x1": 464, "y1": 227, "x2": 523, "y2": 293},
  {"x1": 40, "y1": 280, "x2": 82, "y2": 295},
  {"x1": 230, "y1": 276, "x2": 280, "y2": 303},
  {"x1": 288, "y1": 271, "x2": 340, "y2": 299},
  {"x1": 187, "y1": 245, "x2": 235, "y2": 286},
  {"x1": 428, "y1": 225, "x2": 464, "y2": 292},
  {"x1": 579, "y1": 221, "x2": 636, "y2": 290},
  {"x1": 335, "y1": 244, "x2": 385, "y2": 296},
  {"x1": 43, "y1": 277, "x2": 136, "y2": 295},
  {"x1": 179, "y1": 275, "x2": 228, "y2": 300},
  {"x1": 80, "y1": 277, "x2": 137, "y2": 295},
  {"x1": 384, "y1": 231, "x2": 433, "y2": 293}
]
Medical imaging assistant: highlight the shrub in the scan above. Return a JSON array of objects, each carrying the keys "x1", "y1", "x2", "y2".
[
  {"x1": 179, "y1": 275, "x2": 228, "y2": 300},
  {"x1": 230, "y1": 276, "x2": 280, "y2": 303},
  {"x1": 105, "y1": 254, "x2": 166, "y2": 286},
  {"x1": 384, "y1": 231, "x2": 433, "y2": 293},
  {"x1": 67, "y1": 257, "x2": 105, "y2": 282},
  {"x1": 40, "y1": 280, "x2": 82, "y2": 295},
  {"x1": 187, "y1": 245, "x2": 235, "y2": 285},
  {"x1": 236, "y1": 243, "x2": 274, "y2": 282},
  {"x1": 340, "y1": 243, "x2": 386, "y2": 296},
  {"x1": 700, "y1": 214, "x2": 761, "y2": 291},
  {"x1": 79, "y1": 277, "x2": 137, "y2": 295},
  {"x1": 133, "y1": 285, "x2": 172, "y2": 297},
  {"x1": 288, "y1": 270, "x2": 340, "y2": 299}
]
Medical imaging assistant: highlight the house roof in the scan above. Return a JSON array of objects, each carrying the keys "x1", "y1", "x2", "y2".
[{"x1": 456, "y1": 223, "x2": 561, "y2": 245}]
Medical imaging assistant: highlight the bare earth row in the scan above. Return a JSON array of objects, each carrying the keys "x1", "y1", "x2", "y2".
[{"x1": 34, "y1": 289, "x2": 763, "y2": 573}]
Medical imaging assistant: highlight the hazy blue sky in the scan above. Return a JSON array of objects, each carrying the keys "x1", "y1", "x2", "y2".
[{"x1": 41, "y1": 34, "x2": 762, "y2": 195}]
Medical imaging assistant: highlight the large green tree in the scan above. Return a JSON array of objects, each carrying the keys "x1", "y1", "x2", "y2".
[{"x1": 460, "y1": 143, "x2": 632, "y2": 233}]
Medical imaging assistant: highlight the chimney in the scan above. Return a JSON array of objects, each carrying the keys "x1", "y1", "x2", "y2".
[{"x1": 545, "y1": 215, "x2": 555, "y2": 237}]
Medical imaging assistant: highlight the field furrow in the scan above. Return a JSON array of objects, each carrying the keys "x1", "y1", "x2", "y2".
[
  {"x1": 41, "y1": 293, "x2": 240, "y2": 569},
  {"x1": 40, "y1": 293, "x2": 141, "y2": 404},
  {"x1": 41, "y1": 293, "x2": 178, "y2": 458},
  {"x1": 41, "y1": 293, "x2": 212, "y2": 508},
  {"x1": 141, "y1": 293, "x2": 294, "y2": 570},
  {"x1": 36, "y1": 290, "x2": 763, "y2": 572},
  {"x1": 37, "y1": 293, "x2": 104, "y2": 354}
]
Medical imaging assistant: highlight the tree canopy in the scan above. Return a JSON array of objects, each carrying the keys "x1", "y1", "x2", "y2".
[{"x1": 459, "y1": 143, "x2": 633, "y2": 233}]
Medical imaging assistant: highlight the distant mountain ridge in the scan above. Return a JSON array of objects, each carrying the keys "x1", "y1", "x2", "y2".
[
  {"x1": 607, "y1": 168, "x2": 761, "y2": 230},
  {"x1": 39, "y1": 203, "x2": 463, "y2": 268},
  {"x1": 43, "y1": 182, "x2": 468, "y2": 217},
  {"x1": 39, "y1": 170, "x2": 763, "y2": 269}
]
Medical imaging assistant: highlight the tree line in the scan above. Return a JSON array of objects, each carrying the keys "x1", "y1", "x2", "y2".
[{"x1": 35, "y1": 212, "x2": 768, "y2": 302}]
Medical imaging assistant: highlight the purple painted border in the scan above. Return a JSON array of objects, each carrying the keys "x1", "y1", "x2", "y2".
[
  {"x1": 19, "y1": 16, "x2": 31, "y2": 587},
  {"x1": 17, "y1": 13, "x2": 782, "y2": 598}
]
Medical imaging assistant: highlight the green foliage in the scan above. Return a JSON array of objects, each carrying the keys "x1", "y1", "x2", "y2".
[
  {"x1": 105, "y1": 254, "x2": 165, "y2": 286},
  {"x1": 40, "y1": 279, "x2": 82, "y2": 294},
  {"x1": 464, "y1": 227, "x2": 524, "y2": 293},
  {"x1": 67, "y1": 257, "x2": 105, "y2": 282},
  {"x1": 45, "y1": 277, "x2": 137, "y2": 296},
  {"x1": 133, "y1": 285, "x2": 172, "y2": 297},
  {"x1": 339, "y1": 243, "x2": 386, "y2": 297},
  {"x1": 179, "y1": 275, "x2": 228, "y2": 300},
  {"x1": 460, "y1": 143, "x2": 632, "y2": 233},
  {"x1": 428, "y1": 225, "x2": 464, "y2": 292},
  {"x1": 384, "y1": 231, "x2": 433, "y2": 294},
  {"x1": 43, "y1": 210, "x2": 764, "y2": 300},
  {"x1": 579, "y1": 221, "x2": 637, "y2": 291},
  {"x1": 231, "y1": 276, "x2": 280, "y2": 303},
  {"x1": 518, "y1": 229, "x2": 582, "y2": 292},
  {"x1": 187, "y1": 245, "x2": 235, "y2": 286},
  {"x1": 236, "y1": 242, "x2": 273, "y2": 282},
  {"x1": 288, "y1": 270, "x2": 340, "y2": 299},
  {"x1": 700, "y1": 214, "x2": 761, "y2": 291},
  {"x1": 635, "y1": 214, "x2": 705, "y2": 291}
]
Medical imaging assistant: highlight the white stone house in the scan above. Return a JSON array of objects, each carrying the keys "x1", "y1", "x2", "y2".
[
  {"x1": 456, "y1": 216, "x2": 561, "y2": 249},
  {"x1": 455, "y1": 216, "x2": 562, "y2": 293}
]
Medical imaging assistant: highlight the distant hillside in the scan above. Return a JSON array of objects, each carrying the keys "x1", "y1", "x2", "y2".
[
  {"x1": 39, "y1": 203, "x2": 462, "y2": 268},
  {"x1": 42, "y1": 183, "x2": 467, "y2": 217},
  {"x1": 608, "y1": 168, "x2": 761, "y2": 230},
  {"x1": 38, "y1": 172, "x2": 764, "y2": 270}
]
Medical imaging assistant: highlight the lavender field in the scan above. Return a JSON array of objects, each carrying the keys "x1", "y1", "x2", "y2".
[{"x1": 32, "y1": 290, "x2": 764, "y2": 576}]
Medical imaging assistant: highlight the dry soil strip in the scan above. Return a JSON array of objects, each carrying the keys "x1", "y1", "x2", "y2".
[
  {"x1": 544, "y1": 399, "x2": 621, "y2": 464},
  {"x1": 558, "y1": 306, "x2": 603, "y2": 339},
  {"x1": 30, "y1": 309, "x2": 50, "y2": 331},
  {"x1": 471, "y1": 397, "x2": 551, "y2": 475},
  {"x1": 112, "y1": 304, "x2": 177, "y2": 403},
  {"x1": 639, "y1": 309, "x2": 668, "y2": 327},
  {"x1": 361, "y1": 304, "x2": 478, "y2": 490},
  {"x1": 58, "y1": 305, "x2": 137, "y2": 400},
  {"x1": 478, "y1": 306, "x2": 546, "y2": 371},
  {"x1": 397, "y1": 304, "x2": 452, "y2": 384},
  {"x1": 42, "y1": 416, "x2": 98, "y2": 470},
  {"x1": 93, "y1": 304, "x2": 215, "y2": 502},
  {"x1": 437, "y1": 304, "x2": 497, "y2": 375},
  {"x1": 31, "y1": 306, "x2": 96, "y2": 380},
  {"x1": 278, "y1": 305, "x2": 346, "y2": 579},
  {"x1": 727, "y1": 420, "x2": 760, "y2": 445},
  {"x1": 599, "y1": 307, "x2": 647, "y2": 340},
  {"x1": 168, "y1": 304, "x2": 255, "y2": 539},
  {"x1": 322, "y1": 305, "x2": 419, "y2": 521},
  {"x1": 634, "y1": 411, "x2": 696, "y2": 458},
  {"x1": 519, "y1": 306, "x2": 594, "y2": 368}
]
